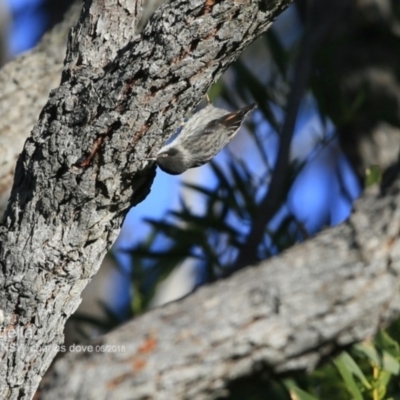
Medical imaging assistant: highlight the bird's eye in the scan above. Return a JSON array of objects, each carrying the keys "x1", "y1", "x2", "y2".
[{"x1": 163, "y1": 153, "x2": 169, "y2": 158}]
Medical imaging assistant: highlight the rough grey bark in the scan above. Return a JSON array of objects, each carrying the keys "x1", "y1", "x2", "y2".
[
  {"x1": 0, "y1": 0, "x2": 292, "y2": 398},
  {"x1": 0, "y1": 2, "x2": 80, "y2": 218},
  {"x1": 40, "y1": 180, "x2": 400, "y2": 399},
  {"x1": 0, "y1": 0, "x2": 165, "y2": 218}
]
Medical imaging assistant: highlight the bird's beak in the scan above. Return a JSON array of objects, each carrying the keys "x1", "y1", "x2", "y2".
[{"x1": 144, "y1": 157, "x2": 156, "y2": 161}]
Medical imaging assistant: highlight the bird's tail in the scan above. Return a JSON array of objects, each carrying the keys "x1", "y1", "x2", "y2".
[{"x1": 217, "y1": 103, "x2": 257, "y2": 137}]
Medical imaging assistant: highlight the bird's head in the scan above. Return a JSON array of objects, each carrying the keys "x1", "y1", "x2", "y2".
[{"x1": 154, "y1": 146, "x2": 188, "y2": 175}]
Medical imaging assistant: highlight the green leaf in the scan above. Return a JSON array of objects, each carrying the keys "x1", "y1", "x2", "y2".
[
  {"x1": 283, "y1": 379, "x2": 319, "y2": 400},
  {"x1": 365, "y1": 165, "x2": 382, "y2": 187},
  {"x1": 377, "y1": 330, "x2": 400, "y2": 358},
  {"x1": 334, "y1": 352, "x2": 369, "y2": 400},
  {"x1": 382, "y1": 351, "x2": 400, "y2": 375},
  {"x1": 374, "y1": 369, "x2": 391, "y2": 400},
  {"x1": 355, "y1": 342, "x2": 381, "y2": 367},
  {"x1": 342, "y1": 352, "x2": 372, "y2": 388}
]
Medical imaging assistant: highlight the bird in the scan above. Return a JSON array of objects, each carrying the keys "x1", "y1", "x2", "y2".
[{"x1": 147, "y1": 100, "x2": 256, "y2": 175}]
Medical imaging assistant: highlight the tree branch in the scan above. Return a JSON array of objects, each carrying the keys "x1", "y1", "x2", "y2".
[{"x1": 40, "y1": 179, "x2": 400, "y2": 399}]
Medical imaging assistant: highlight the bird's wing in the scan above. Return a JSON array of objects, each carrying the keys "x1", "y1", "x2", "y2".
[{"x1": 203, "y1": 103, "x2": 256, "y2": 137}]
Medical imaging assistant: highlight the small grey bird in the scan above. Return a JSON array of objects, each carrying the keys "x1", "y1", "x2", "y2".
[{"x1": 149, "y1": 102, "x2": 256, "y2": 175}]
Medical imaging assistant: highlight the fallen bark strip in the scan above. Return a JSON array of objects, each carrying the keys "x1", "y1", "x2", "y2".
[{"x1": 40, "y1": 181, "x2": 400, "y2": 399}]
